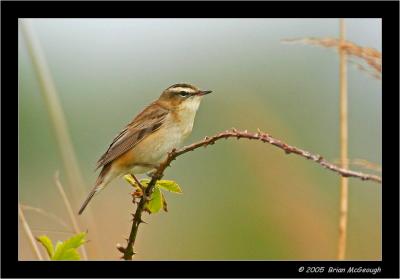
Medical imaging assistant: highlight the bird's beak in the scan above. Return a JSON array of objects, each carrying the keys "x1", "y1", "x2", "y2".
[{"x1": 197, "y1": 90, "x2": 213, "y2": 96}]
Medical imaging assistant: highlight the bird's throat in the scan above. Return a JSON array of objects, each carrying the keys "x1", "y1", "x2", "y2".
[{"x1": 174, "y1": 97, "x2": 202, "y2": 138}]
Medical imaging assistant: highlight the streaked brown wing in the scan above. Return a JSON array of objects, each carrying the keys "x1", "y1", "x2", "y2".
[{"x1": 96, "y1": 102, "x2": 169, "y2": 170}]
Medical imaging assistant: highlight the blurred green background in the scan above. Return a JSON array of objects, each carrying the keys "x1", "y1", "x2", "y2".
[{"x1": 18, "y1": 18, "x2": 381, "y2": 260}]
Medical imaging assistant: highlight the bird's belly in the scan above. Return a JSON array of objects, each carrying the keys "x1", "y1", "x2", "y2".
[{"x1": 130, "y1": 125, "x2": 184, "y2": 170}]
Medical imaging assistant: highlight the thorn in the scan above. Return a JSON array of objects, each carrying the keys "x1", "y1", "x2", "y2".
[
  {"x1": 282, "y1": 144, "x2": 292, "y2": 154},
  {"x1": 257, "y1": 128, "x2": 262, "y2": 134},
  {"x1": 231, "y1": 127, "x2": 237, "y2": 133},
  {"x1": 116, "y1": 243, "x2": 126, "y2": 253}
]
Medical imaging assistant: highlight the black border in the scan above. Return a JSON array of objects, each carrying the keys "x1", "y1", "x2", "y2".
[{"x1": 3, "y1": 1, "x2": 399, "y2": 278}]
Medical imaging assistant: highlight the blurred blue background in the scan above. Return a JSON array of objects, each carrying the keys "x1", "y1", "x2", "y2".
[{"x1": 19, "y1": 18, "x2": 381, "y2": 260}]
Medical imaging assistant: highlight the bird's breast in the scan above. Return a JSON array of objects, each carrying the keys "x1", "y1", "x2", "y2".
[{"x1": 127, "y1": 119, "x2": 189, "y2": 169}]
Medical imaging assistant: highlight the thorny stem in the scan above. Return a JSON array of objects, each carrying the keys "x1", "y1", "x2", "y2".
[
  {"x1": 121, "y1": 172, "x2": 162, "y2": 260},
  {"x1": 120, "y1": 128, "x2": 381, "y2": 260}
]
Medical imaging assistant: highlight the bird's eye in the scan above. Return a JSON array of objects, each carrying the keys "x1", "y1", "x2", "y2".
[{"x1": 178, "y1": 91, "x2": 189, "y2": 97}]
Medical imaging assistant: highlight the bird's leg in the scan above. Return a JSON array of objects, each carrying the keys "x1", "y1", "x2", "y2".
[
  {"x1": 146, "y1": 169, "x2": 157, "y2": 178},
  {"x1": 146, "y1": 164, "x2": 162, "y2": 178}
]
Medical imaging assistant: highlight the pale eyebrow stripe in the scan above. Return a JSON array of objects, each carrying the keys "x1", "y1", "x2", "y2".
[{"x1": 170, "y1": 87, "x2": 196, "y2": 93}]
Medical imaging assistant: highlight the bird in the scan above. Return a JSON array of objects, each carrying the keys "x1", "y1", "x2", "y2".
[{"x1": 78, "y1": 83, "x2": 212, "y2": 215}]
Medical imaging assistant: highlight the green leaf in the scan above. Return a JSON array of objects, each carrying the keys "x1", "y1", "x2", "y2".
[
  {"x1": 52, "y1": 232, "x2": 86, "y2": 261},
  {"x1": 124, "y1": 174, "x2": 137, "y2": 187},
  {"x1": 56, "y1": 249, "x2": 80, "y2": 260},
  {"x1": 156, "y1": 180, "x2": 182, "y2": 194},
  {"x1": 124, "y1": 175, "x2": 150, "y2": 189},
  {"x1": 145, "y1": 186, "x2": 162, "y2": 214},
  {"x1": 124, "y1": 176, "x2": 181, "y2": 194},
  {"x1": 140, "y1": 179, "x2": 150, "y2": 188},
  {"x1": 36, "y1": 235, "x2": 54, "y2": 258},
  {"x1": 123, "y1": 175, "x2": 152, "y2": 189},
  {"x1": 54, "y1": 241, "x2": 63, "y2": 253}
]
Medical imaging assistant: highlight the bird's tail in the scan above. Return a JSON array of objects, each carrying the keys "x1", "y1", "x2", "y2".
[
  {"x1": 78, "y1": 164, "x2": 112, "y2": 215},
  {"x1": 78, "y1": 187, "x2": 98, "y2": 215}
]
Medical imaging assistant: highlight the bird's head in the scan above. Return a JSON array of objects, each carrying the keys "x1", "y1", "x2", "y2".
[{"x1": 158, "y1": 83, "x2": 212, "y2": 110}]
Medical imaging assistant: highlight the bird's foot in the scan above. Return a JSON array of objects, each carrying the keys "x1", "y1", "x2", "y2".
[{"x1": 146, "y1": 170, "x2": 157, "y2": 178}]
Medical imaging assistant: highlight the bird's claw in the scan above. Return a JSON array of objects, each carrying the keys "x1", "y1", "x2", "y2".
[{"x1": 146, "y1": 170, "x2": 157, "y2": 178}]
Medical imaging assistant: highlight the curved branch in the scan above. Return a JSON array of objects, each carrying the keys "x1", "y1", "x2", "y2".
[{"x1": 120, "y1": 128, "x2": 381, "y2": 260}]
